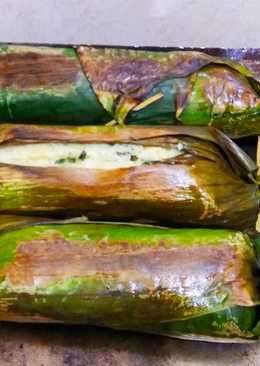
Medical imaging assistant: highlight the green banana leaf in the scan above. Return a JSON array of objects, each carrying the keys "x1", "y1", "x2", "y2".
[
  {"x1": 0, "y1": 45, "x2": 110, "y2": 124},
  {"x1": 0, "y1": 215, "x2": 259, "y2": 342},
  {"x1": 0, "y1": 45, "x2": 259, "y2": 137},
  {"x1": 0, "y1": 124, "x2": 257, "y2": 229}
]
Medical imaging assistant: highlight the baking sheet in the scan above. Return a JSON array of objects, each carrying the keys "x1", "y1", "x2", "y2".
[{"x1": 0, "y1": 323, "x2": 258, "y2": 366}]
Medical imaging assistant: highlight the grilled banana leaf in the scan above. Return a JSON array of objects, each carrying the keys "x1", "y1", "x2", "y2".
[
  {"x1": 0, "y1": 124, "x2": 257, "y2": 228},
  {"x1": 0, "y1": 45, "x2": 110, "y2": 124},
  {"x1": 0, "y1": 216, "x2": 259, "y2": 343},
  {"x1": 0, "y1": 45, "x2": 259, "y2": 137}
]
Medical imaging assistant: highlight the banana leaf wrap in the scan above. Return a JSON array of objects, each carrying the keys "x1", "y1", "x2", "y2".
[
  {"x1": 0, "y1": 124, "x2": 257, "y2": 229},
  {"x1": 0, "y1": 45, "x2": 259, "y2": 137},
  {"x1": 0, "y1": 216, "x2": 259, "y2": 343}
]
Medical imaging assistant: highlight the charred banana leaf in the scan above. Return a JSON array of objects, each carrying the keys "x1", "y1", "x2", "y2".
[
  {"x1": 0, "y1": 45, "x2": 110, "y2": 124},
  {"x1": 0, "y1": 124, "x2": 257, "y2": 228},
  {"x1": 0, "y1": 45, "x2": 259, "y2": 137},
  {"x1": 0, "y1": 216, "x2": 259, "y2": 342}
]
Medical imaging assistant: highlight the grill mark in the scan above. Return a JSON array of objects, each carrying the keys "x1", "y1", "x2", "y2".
[
  {"x1": 2, "y1": 233, "x2": 255, "y2": 307},
  {"x1": 0, "y1": 52, "x2": 80, "y2": 89}
]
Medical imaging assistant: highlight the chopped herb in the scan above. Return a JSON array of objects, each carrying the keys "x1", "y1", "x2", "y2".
[
  {"x1": 55, "y1": 156, "x2": 77, "y2": 164},
  {"x1": 130, "y1": 155, "x2": 138, "y2": 161},
  {"x1": 116, "y1": 151, "x2": 128, "y2": 157},
  {"x1": 55, "y1": 158, "x2": 66, "y2": 164},
  {"x1": 67, "y1": 157, "x2": 76, "y2": 163},
  {"x1": 79, "y1": 151, "x2": 87, "y2": 160}
]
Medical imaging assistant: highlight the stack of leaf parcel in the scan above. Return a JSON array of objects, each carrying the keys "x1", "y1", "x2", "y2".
[{"x1": 0, "y1": 44, "x2": 259, "y2": 342}]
